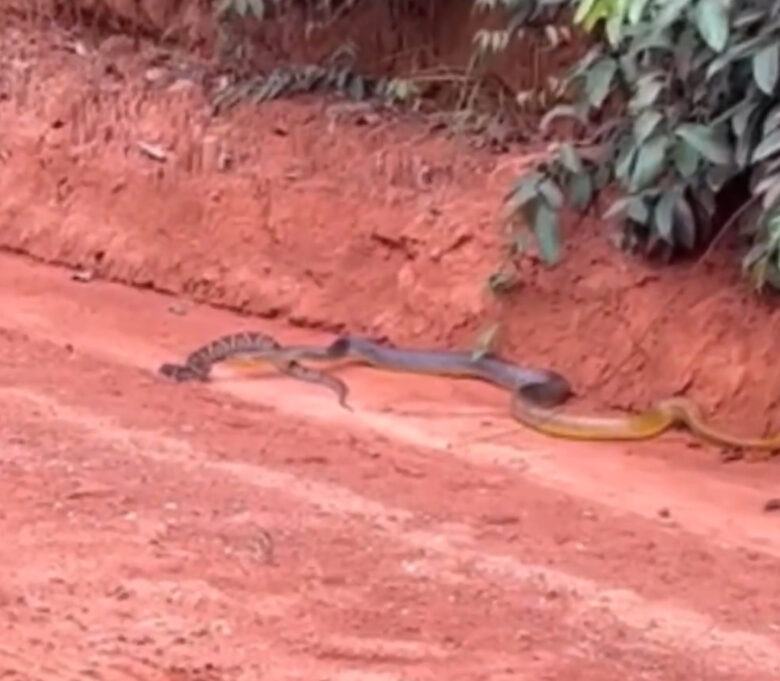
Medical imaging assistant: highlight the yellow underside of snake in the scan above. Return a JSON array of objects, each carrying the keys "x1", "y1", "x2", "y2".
[{"x1": 159, "y1": 331, "x2": 780, "y2": 453}]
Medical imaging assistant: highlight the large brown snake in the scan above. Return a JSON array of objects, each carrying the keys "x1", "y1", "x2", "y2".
[{"x1": 159, "y1": 331, "x2": 780, "y2": 452}]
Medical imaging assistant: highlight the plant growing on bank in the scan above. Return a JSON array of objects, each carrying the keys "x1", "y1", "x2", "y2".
[
  {"x1": 502, "y1": 0, "x2": 780, "y2": 290},
  {"x1": 210, "y1": 1, "x2": 780, "y2": 289},
  {"x1": 209, "y1": 0, "x2": 571, "y2": 129}
]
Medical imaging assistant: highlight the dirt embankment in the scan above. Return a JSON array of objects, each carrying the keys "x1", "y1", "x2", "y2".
[{"x1": 0, "y1": 8, "x2": 778, "y2": 435}]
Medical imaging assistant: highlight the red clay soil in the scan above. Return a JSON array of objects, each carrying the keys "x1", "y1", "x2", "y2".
[
  {"x1": 0, "y1": 13, "x2": 779, "y2": 680},
  {"x1": 0, "y1": 252, "x2": 779, "y2": 681}
]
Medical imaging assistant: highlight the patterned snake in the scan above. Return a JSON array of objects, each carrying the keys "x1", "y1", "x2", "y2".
[
  {"x1": 158, "y1": 331, "x2": 351, "y2": 409},
  {"x1": 159, "y1": 331, "x2": 780, "y2": 452}
]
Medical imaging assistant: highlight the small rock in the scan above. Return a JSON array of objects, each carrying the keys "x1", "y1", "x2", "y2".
[
  {"x1": 763, "y1": 498, "x2": 780, "y2": 513},
  {"x1": 71, "y1": 268, "x2": 94, "y2": 283},
  {"x1": 166, "y1": 78, "x2": 197, "y2": 93},
  {"x1": 481, "y1": 514, "x2": 519, "y2": 526},
  {"x1": 144, "y1": 66, "x2": 169, "y2": 84},
  {"x1": 167, "y1": 302, "x2": 190, "y2": 316}
]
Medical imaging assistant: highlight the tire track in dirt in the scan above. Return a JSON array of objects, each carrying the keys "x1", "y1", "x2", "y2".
[{"x1": 3, "y1": 384, "x2": 780, "y2": 679}]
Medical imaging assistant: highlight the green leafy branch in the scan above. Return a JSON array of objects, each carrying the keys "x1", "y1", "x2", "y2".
[{"x1": 500, "y1": 0, "x2": 780, "y2": 291}]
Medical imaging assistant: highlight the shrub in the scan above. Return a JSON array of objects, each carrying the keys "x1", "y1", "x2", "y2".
[{"x1": 501, "y1": 0, "x2": 780, "y2": 290}]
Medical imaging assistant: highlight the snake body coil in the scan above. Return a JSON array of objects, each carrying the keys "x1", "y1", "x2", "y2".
[{"x1": 159, "y1": 331, "x2": 780, "y2": 452}]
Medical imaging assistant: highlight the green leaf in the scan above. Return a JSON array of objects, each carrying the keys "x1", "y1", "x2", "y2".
[
  {"x1": 744, "y1": 241, "x2": 769, "y2": 290},
  {"x1": 630, "y1": 135, "x2": 668, "y2": 191},
  {"x1": 569, "y1": 172, "x2": 594, "y2": 210},
  {"x1": 656, "y1": 0, "x2": 689, "y2": 28},
  {"x1": 575, "y1": 0, "x2": 613, "y2": 31},
  {"x1": 605, "y1": 14, "x2": 624, "y2": 48},
  {"x1": 633, "y1": 109, "x2": 663, "y2": 144},
  {"x1": 696, "y1": 186, "x2": 717, "y2": 220},
  {"x1": 673, "y1": 26, "x2": 697, "y2": 80},
  {"x1": 732, "y1": 100, "x2": 761, "y2": 138},
  {"x1": 753, "y1": 43, "x2": 780, "y2": 95},
  {"x1": 348, "y1": 75, "x2": 366, "y2": 101},
  {"x1": 506, "y1": 171, "x2": 542, "y2": 203},
  {"x1": 673, "y1": 195, "x2": 697, "y2": 250},
  {"x1": 614, "y1": 143, "x2": 637, "y2": 186},
  {"x1": 743, "y1": 241, "x2": 769, "y2": 271},
  {"x1": 537, "y1": 178, "x2": 565, "y2": 210},
  {"x1": 573, "y1": 0, "x2": 600, "y2": 26},
  {"x1": 534, "y1": 203, "x2": 560, "y2": 265},
  {"x1": 503, "y1": 172, "x2": 543, "y2": 219},
  {"x1": 603, "y1": 196, "x2": 632, "y2": 220},
  {"x1": 755, "y1": 172, "x2": 780, "y2": 210},
  {"x1": 627, "y1": 31, "x2": 674, "y2": 59},
  {"x1": 672, "y1": 140, "x2": 700, "y2": 178},
  {"x1": 706, "y1": 164, "x2": 731, "y2": 192},
  {"x1": 627, "y1": 196, "x2": 650, "y2": 224},
  {"x1": 604, "y1": 0, "x2": 631, "y2": 46},
  {"x1": 604, "y1": 195, "x2": 649, "y2": 224},
  {"x1": 585, "y1": 57, "x2": 618, "y2": 108},
  {"x1": 694, "y1": 0, "x2": 730, "y2": 53},
  {"x1": 706, "y1": 35, "x2": 772, "y2": 81},
  {"x1": 558, "y1": 143, "x2": 585, "y2": 174},
  {"x1": 603, "y1": 0, "x2": 628, "y2": 46},
  {"x1": 654, "y1": 190, "x2": 677, "y2": 243},
  {"x1": 674, "y1": 124, "x2": 733, "y2": 165},
  {"x1": 762, "y1": 156, "x2": 780, "y2": 177},
  {"x1": 737, "y1": 103, "x2": 765, "y2": 168},
  {"x1": 630, "y1": 72, "x2": 665, "y2": 112},
  {"x1": 752, "y1": 128, "x2": 780, "y2": 163},
  {"x1": 627, "y1": 0, "x2": 651, "y2": 24},
  {"x1": 619, "y1": 51, "x2": 638, "y2": 82},
  {"x1": 762, "y1": 103, "x2": 780, "y2": 137}
]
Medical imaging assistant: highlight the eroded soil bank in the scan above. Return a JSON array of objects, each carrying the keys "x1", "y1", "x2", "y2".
[{"x1": 0, "y1": 11, "x2": 778, "y2": 436}]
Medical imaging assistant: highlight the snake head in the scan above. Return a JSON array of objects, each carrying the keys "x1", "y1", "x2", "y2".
[
  {"x1": 325, "y1": 336, "x2": 351, "y2": 357},
  {"x1": 520, "y1": 372, "x2": 573, "y2": 407},
  {"x1": 158, "y1": 362, "x2": 209, "y2": 383}
]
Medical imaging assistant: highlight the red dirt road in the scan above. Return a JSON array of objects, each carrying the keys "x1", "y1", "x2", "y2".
[{"x1": 0, "y1": 253, "x2": 779, "y2": 681}]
